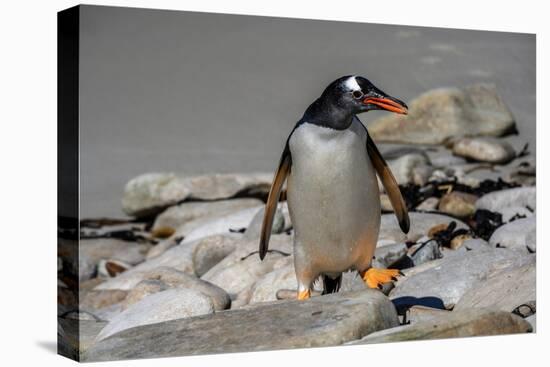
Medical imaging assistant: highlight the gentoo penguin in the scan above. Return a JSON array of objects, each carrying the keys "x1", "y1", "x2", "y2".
[{"x1": 259, "y1": 75, "x2": 410, "y2": 300}]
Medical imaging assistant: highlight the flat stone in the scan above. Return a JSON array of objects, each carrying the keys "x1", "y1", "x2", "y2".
[
  {"x1": 368, "y1": 84, "x2": 516, "y2": 145},
  {"x1": 374, "y1": 242, "x2": 408, "y2": 268},
  {"x1": 80, "y1": 238, "x2": 150, "y2": 267},
  {"x1": 81, "y1": 289, "x2": 128, "y2": 310},
  {"x1": 416, "y1": 197, "x2": 440, "y2": 212},
  {"x1": 476, "y1": 187, "x2": 536, "y2": 214},
  {"x1": 248, "y1": 264, "x2": 297, "y2": 304},
  {"x1": 489, "y1": 216, "x2": 536, "y2": 252},
  {"x1": 409, "y1": 238, "x2": 442, "y2": 266},
  {"x1": 442, "y1": 238, "x2": 491, "y2": 260},
  {"x1": 462, "y1": 238, "x2": 491, "y2": 251},
  {"x1": 94, "y1": 236, "x2": 231, "y2": 291},
  {"x1": 96, "y1": 288, "x2": 215, "y2": 341},
  {"x1": 192, "y1": 235, "x2": 239, "y2": 277},
  {"x1": 379, "y1": 212, "x2": 468, "y2": 243},
  {"x1": 499, "y1": 206, "x2": 534, "y2": 223},
  {"x1": 404, "y1": 305, "x2": 450, "y2": 324},
  {"x1": 137, "y1": 267, "x2": 231, "y2": 311},
  {"x1": 390, "y1": 248, "x2": 535, "y2": 308},
  {"x1": 454, "y1": 263, "x2": 535, "y2": 312},
  {"x1": 122, "y1": 172, "x2": 272, "y2": 217},
  {"x1": 350, "y1": 308, "x2": 531, "y2": 344},
  {"x1": 83, "y1": 290, "x2": 399, "y2": 361},
  {"x1": 387, "y1": 153, "x2": 432, "y2": 185},
  {"x1": 179, "y1": 206, "x2": 263, "y2": 244},
  {"x1": 201, "y1": 234, "x2": 293, "y2": 298},
  {"x1": 438, "y1": 191, "x2": 478, "y2": 218},
  {"x1": 145, "y1": 238, "x2": 179, "y2": 260},
  {"x1": 452, "y1": 137, "x2": 516, "y2": 164},
  {"x1": 244, "y1": 203, "x2": 286, "y2": 240},
  {"x1": 152, "y1": 198, "x2": 263, "y2": 232},
  {"x1": 123, "y1": 279, "x2": 167, "y2": 309},
  {"x1": 429, "y1": 152, "x2": 467, "y2": 167}
]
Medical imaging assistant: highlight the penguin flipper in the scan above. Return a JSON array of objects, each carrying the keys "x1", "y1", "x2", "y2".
[
  {"x1": 366, "y1": 134, "x2": 410, "y2": 233},
  {"x1": 259, "y1": 144, "x2": 292, "y2": 260}
]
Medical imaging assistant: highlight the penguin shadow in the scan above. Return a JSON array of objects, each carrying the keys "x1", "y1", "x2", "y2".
[{"x1": 391, "y1": 296, "x2": 446, "y2": 325}]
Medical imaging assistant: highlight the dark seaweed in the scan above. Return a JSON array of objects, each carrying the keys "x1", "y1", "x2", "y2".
[
  {"x1": 399, "y1": 177, "x2": 519, "y2": 210},
  {"x1": 468, "y1": 209, "x2": 503, "y2": 241},
  {"x1": 80, "y1": 229, "x2": 155, "y2": 244}
]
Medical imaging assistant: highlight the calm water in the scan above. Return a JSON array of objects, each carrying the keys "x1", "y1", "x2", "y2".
[{"x1": 78, "y1": 6, "x2": 535, "y2": 218}]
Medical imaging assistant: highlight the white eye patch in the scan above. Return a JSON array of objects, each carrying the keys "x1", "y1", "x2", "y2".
[{"x1": 344, "y1": 76, "x2": 361, "y2": 92}]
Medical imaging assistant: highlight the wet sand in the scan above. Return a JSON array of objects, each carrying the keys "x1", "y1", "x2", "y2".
[{"x1": 78, "y1": 6, "x2": 535, "y2": 218}]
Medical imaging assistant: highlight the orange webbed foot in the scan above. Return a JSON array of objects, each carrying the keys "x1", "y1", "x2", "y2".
[
  {"x1": 297, "y1": 289, "x2": 311, "y2": 300},
  {"x1": 361, "y1": 268, "x2": 403, "y2": 289}
]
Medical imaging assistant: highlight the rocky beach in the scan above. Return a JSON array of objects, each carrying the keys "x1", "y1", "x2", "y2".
[{"x1": 57, "y1": 83, "x2": 536, "y2": 361}]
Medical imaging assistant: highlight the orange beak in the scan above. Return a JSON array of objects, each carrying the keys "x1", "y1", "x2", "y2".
[{"x1": 363, "y1": 96, "x2": 408, "y2": 115}]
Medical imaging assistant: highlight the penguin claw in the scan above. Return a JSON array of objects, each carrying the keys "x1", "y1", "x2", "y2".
[
  {"x1": 361, "y1": 268, "x2": 402, "y2": 289},
  {"x1": 297, "y1": 289, "x2": 311, "y2": 300}
]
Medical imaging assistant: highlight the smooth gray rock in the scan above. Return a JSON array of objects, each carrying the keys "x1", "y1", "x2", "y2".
[
  {"x1": 379, "y1": 212, "x2": 468, "y2": 243},
  {"x1": 152, "y1": 198, "x2": 263, "y2": 232},
  {"x1": 80, "y1": 238, "x2": 151, "y2": 267},
  {"x1": 94, "y1": 235, "x2": 233, "y2": 291},
  {"x1": 409, "y1": 238, "x2": 442, "y2": 266},
  {"x1": 248, "y1": 264, "x2": 297, "y2": 304},
  {"x1": 452, "y1": 137, "x2": 516, "y2": 164},
  {"x1": 123, "y1": 279, "x2": 167, "y2": 309},
  {"x1": 438, "y1": 191, "x2": 478, "y2": 218},
  {"x1": 97, "y1": 288, "x2": 215, "y2": 341},
  {"x1": 145, "y1": 238, "x2": 178, "y2": 260},
  {"x1": 416, "y1": 197, "x2": 440, "y2": 212},
  {"x1": 476, "y1": 187, "x2": 536, "y2": 214},
  {"x1": 390, "y1": 248, "x2": 535, "y2": 308},
  {"x1": 201, "y1": 234, "x2": 293, "y2": 298},
  {"x1": 350, "y1": 308, "x2": 531, "y2": 344},
  {"x1": 374, "y1": 242, "x2": 408, "y2": 268},
  {"x1": 179, "y1": 206, "x2": 263, "y2": 244},
  {"x1": 83, "y1": 290, "x2": 399, "y2": 361},
  {"x1": 368, "y1": 84, "x2": 516, "y2": 145},
  {"x1": 403, "y1": 305, "x2": 450, "y2": 324},
  {"x1": 499, "y1": 206, "x2": 534, "y2": 223},
  {"x1": 462, "y1": 238, "x2": 491, "y2": 251},
  {"x1": 122, "y1": 172, "x2": 272, "y2": 217},
  {"x1": 192, "y1": 235, "x2": 239, "y2": 277},
  {"x1": 136, "y1": 267, "x2": 231, "y2": 311},
  {"x1": 489, "y1": 216, "x2": 536, "y2": 252},
  {"x1": 387, "y1": 153, "x2": 432, "y2": 185},
  {"x1": 442, "y1": 238, "x2": 491, "y2": 259},
  {"x1": 429, "y1": 152, "x2": 467, "y2": 167},
  {"x1": 454, "y1": 263, "x2": 535, "y2": 312},
  {"x1": 244, "y1": 204, "x2": 285, "y2": 240},
  {"x1": 81, "y1": 289, "x2": 128, "y2": 311}
]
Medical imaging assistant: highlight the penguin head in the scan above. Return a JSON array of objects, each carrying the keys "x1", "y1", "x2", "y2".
[{"x1": 323, "y1": 75, "x2": 409, "y2": 115}]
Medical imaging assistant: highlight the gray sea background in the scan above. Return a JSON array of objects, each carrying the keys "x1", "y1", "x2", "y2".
[{"x1": 78, "y1": 5, "x2": 535, "y2": 218}]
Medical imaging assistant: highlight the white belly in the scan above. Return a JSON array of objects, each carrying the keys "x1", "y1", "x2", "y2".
[{"x1": 287, "y1": 120, "x2": 381, "y2": 276}]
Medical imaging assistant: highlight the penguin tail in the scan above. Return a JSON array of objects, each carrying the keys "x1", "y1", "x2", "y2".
[{"x1": 321, "y1": 274, "x2": 342, "y2": 295}]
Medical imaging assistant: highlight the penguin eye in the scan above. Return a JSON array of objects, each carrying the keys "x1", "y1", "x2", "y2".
[{"x1": 351, "y1": 90, "x2": 364, "y2": 99}]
